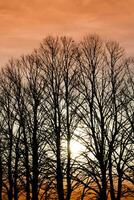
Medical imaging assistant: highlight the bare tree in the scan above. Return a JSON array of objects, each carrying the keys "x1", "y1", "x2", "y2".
[
  {"x1": 21, "y1": 54, "x2": 48, "y2": 200},
  {"x1": 60, "y1": 36, "x2": 80, "y2": 200},
  {"x1": 76, "y1": 35, "x2": 134, "y2": 200},
  {"x1": 0, "y1": 61, "x2": 19, "y2": 200},
  {"x1": 39, "y1": 36, "x2": 65, "y2": 200},
  {"x1": 0, "y1": 34, "x2": 133, "y2": 200}
]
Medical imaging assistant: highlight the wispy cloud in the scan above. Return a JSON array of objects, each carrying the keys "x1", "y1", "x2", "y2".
[{"x1": 0, "y1": 0, "x2": 134, "y2": 64}]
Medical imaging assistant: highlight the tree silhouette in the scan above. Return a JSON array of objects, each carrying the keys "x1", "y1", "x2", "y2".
[{"x1": 0, "y1": 35, "x2": 133, "y2": 200}]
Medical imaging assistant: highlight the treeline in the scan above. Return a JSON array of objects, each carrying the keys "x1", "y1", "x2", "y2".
[{"x1": 0, "y1": 35, "x2": 133, "y2": 200}]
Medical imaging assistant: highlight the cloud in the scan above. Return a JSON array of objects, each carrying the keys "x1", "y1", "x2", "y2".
[{"x1": 0, "y1": 0, "x2": 134, "y2": 64}]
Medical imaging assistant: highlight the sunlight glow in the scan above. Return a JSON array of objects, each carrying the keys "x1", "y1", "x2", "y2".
[{"x1": 70, "y1": 139, "x2": 86, "y2": 158}]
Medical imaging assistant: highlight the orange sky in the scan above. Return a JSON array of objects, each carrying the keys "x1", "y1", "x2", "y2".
[{"x1": 0, "y1": 0, "x2": 134, "y2": 65}]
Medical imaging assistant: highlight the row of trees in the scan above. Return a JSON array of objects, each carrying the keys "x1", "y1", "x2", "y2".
[{"x1": 0, "y1": 35, "x2": 133, "y2": 200}]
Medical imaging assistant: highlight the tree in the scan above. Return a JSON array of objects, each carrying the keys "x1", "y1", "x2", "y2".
[
  {"x1": 0, "y1": 61, "x2": 20, "y2": 200},
  {"x1": 21, "y1": 54, "x2": 48, "y2": 200},
  {"x1": 0, "y1": 34, "x2": 133, "y2": 200}
]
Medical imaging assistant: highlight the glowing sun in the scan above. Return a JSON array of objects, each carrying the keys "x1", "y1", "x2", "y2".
[{"x1": 70, "y1": 139, "x2": 85, "y2": 158}]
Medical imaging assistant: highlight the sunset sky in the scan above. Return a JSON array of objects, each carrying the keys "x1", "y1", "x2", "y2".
[{"x1": 0, "y1": 0, "x2": 134, "y2": 65}]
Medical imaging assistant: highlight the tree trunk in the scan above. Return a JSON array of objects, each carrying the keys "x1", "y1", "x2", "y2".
[
  {"x1": 8, "y1": 130, "x2": 13, "y2": 200},
  {"x1": 32, "y1": 141, "x2": 38, "y2": 200},
  {"x1": 109, "y1": 152, "x2": 116, "y2": 200},
  {"x1": 14, "y1": 148, "x2": 19, "y2": 200},
  {"x1": 66, "y1": 139, "x2": 71, "y2": 200},
  {"x1": 65, "y1": 75, "x2": 72, "y2": 200},
  {"x1": 25, "y1": 145, "x2": 31, "y2": 200},
  {"x1": 117, "y1": 168, "x2": 122, "y2": 200},
  {"x1": 0, "y1": 136, "x2": 2, "y2": 200},
  {"x1": 101, "y1": 166, "x2": 107, "y2": 200},
  {"x1": 56, "y1": 131, "x2": 64, "y2": 200},
  {"x1": 32, "y1": 104, "x2": 39, "y2": 200},
  {"x1": 22, "y1": 118, "x2": 31, "y2": 200}
]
